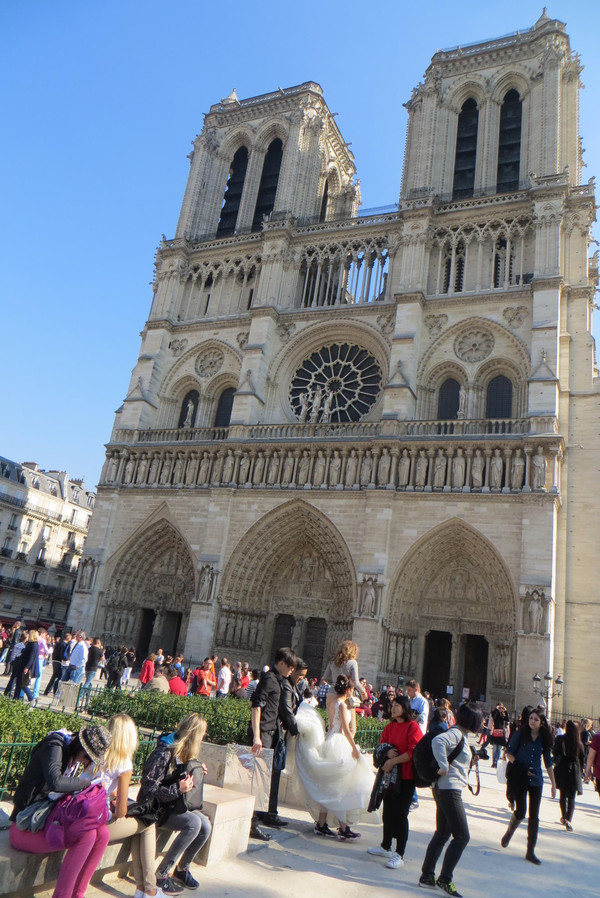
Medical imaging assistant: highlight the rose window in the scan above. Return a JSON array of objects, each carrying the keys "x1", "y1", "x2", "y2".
[{"x1": 289, "y1": 343, "x2": 382, "y2": 423}]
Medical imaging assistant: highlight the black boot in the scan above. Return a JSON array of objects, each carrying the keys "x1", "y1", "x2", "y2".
[
  {"x1": 526, "y1": 816, "x2": 541, "y2": 864},
  {"x1": 501, "y1": 813, "x2": 520, "y2": 848}
]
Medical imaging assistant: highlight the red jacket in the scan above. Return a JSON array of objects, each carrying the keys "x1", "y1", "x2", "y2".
[
  {"x1": 169, "y1": 676, "x2": 188, "y2": 695},
  {"x1": 139, "y1": 659, "x2": 155, "y2": 685},
  {"x1": 379, "y1": 719, "x2": 423, "y2": 780}
]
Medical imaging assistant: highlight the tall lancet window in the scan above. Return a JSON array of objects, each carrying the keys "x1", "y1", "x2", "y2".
[
  {"x1": 496, "y1": 89, "x2": 522, "y2": 192},
  {"x1": 319, "y1": 179, "x2": 329, "y2": 222},
  {"x1": 216, "y1": 146, "x2": 249, "y2": 237},
  {"x1": 452, "y1": 98, "x2": 479, "y2": 199},
  {"x1": 252, "y1": 138, "x2": 283, "y2": 231}
]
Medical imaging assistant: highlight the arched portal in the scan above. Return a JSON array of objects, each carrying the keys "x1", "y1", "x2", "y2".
[
  {"x1": 385, "y1": 519, "x2": 517, "y2": 704},
  {"x1": 216, "y1": 500, "x2": 356, "y2": 676},
  {"x1": 96, "y1": 520, "x2": 196, "y2": 658}
]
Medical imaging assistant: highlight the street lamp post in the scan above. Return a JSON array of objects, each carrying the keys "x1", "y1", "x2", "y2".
[{"x1": 532, "y1": 671, "x2": 564, "y2": 709}]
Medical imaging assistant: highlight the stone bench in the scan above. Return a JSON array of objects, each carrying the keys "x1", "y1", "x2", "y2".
[{"x1": 0, "y1": 784, "x2": 255, "y2": 898}]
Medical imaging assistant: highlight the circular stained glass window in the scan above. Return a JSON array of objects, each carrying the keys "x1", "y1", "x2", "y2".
[{"x1": 289, "y1": 343, "x2": 382, "y2": 423}]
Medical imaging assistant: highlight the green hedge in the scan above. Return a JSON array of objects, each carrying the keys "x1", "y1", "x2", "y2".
[{"x1": 0, "y1": 697, "x2": 82, "y2": 743}]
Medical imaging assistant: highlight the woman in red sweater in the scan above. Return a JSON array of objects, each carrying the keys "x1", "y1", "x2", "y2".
[
  {"x1": 138, "y1": 653, "x2": 156, "y2": 686},
  {"x1": 368, "y1": 695, "x2": 423, "y2": 869}
]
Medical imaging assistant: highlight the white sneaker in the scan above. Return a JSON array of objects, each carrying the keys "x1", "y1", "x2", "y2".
[
  {"x1": 143, "y1": 890, "x2": 167, "y2": 898},
  {"x1": 386, "y1": 852, "x2": 404, "y2": 869},
  {"x1": 367, "y1": 845, "x2": 393, "y2": 858},
  {"x1": 134, "y1": 891, "x2": 144, "y2": 898}
]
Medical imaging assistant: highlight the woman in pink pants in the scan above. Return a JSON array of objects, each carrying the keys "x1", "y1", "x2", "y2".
[{"x1": 10, "y1": 725, "x2": 112, "y2": 898}]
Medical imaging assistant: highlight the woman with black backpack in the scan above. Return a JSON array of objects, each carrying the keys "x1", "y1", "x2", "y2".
[{"x1": 138, "y1": 713, "x2": 211, "y2": 894}]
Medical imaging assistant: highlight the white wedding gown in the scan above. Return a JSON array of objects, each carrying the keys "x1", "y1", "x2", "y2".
[{"x1": 290, "y1": 699, "x2": 375, "y2": 823}]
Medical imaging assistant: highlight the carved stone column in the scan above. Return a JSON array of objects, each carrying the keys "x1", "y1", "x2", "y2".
[
  {"x1": 482, "y1": 448, "x2": 492, "y2": 492},
  {"x1": 503, "y1": 448, "x2": 512, "y2": 493}
]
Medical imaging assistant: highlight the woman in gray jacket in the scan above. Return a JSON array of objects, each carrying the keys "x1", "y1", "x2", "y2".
[{"x1": 418, "y1": 703, "x2": 483, "y2": 897}]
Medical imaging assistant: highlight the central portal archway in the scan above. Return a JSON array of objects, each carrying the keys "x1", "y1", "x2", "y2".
[
  {"x1": 385, "y1": 519, "x2": 517, "y2": 703},
  {"x1": 216, "y1": 500, "x2": 356, "y2": 675}
]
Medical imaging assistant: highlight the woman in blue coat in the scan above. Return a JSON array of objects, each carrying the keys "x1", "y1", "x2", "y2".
[
  {"x1": 10, "y1": 629, "x2": 40, "y2": 701},
  {"x1": 501, "y1": 707, "x2": 556, "y2": 864}
]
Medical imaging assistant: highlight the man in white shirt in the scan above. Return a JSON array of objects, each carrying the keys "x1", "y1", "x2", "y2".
[
  {"x1": 406, "y1": 678, "x2": 430, "y2": 809},
  {"x1": 68, "y1": 631, "x2": 89, "y2": 684},
  {"x1": 216, "y1": 657, "x2": 231, "y2": 698}
]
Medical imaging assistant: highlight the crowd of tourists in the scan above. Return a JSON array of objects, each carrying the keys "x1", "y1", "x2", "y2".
[{"x1": 4, "y1": 629, "x2": 600, "y2": 898}]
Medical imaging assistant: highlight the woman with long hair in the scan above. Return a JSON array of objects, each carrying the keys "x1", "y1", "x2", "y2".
[
  {"x1": 322, "y1": 640, "x2": 367, "y2": 735},
  {"x1": 294, "y1": 674, "x2": 374, "y2": 841},
  {"x1": 7, "y1": 629, "x2": 39, "y2": 701},
  {"x1": 419, "y1": 702, "x2": 483, "y2": 897},
  {"x1": 501, "y1": 707, "x2": 556, "y2": 864},
  {"x1": 139, "y1": 713, "x2": 211, "y2": 893},
  {"x1": 368, "y1": 695, "x2": 422, "y2": 869},
  {"x1": 553, "y1": 720, "x2": 584, "y2": 831},
  {"x1": 103, "y1": 713, "x2": 165, "y2": 898},
  {"x1": 10, "y1": 725, "x2": 112, "y2": 898}
]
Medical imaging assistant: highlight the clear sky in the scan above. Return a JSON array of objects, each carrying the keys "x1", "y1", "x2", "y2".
[{"x1": 1, "y1": 1, "x2": 598, "y2": 489}]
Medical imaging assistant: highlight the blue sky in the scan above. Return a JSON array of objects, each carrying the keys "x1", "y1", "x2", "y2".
[{"x1": 1, "y1": 1, "x2": 598, "y2": 488}]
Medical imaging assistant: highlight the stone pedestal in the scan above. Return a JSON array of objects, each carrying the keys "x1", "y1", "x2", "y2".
[{"x1": 199, "y1": 742, "x2": 273, "y2": 813}]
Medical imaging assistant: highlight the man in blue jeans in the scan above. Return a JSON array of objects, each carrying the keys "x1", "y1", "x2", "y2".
[{"x1": 407, "y1": 679, "x2": 430, "y2": 808}]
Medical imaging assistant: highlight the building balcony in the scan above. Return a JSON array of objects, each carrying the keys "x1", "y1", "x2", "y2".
[
  {"x1": 0, "y1": 547, "x2": 13, "y2": 558},
  {"x1": 34, "y1": 558, "x2": 46, "y2": 567},
  {"x1": 15, "y1": 552, "x2": 27, "y2": 562},
  {"x1": 0, "y1": 573, "x2": 73, "y2": 601}
]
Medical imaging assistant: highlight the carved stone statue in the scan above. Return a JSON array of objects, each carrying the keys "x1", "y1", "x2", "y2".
[
  {"x1": 345, "y1": 449, "x2": 358, "y2": 487},
  {"x1": 185, "y1": 453, "x2": 199, "y2": 485},
  {"x1": 310, "y1": 386, "x2": 323, "y2": 423},
  {"x1": 398, "y1": 448, "x2": 410, "y2": 487},
  {"x1": 297, "y1": 450, "x2": 310, "y2": 486},
  {"x1": 360, "y1": 450, "x2": 373, "y2": 486},
  {"x1": 452, "y1": 448, "x2": 465, "y2": 488},
  {"x1": 533, "y1": 447, "x2": 547, "y2": 490},
  {"x1": 106, "y1": 455, "x2": 119, "y2": 483},
  {"x1": 415, "y1": 449, "x2": 428, "y2": 487},
  {"x1": 183, "y1": 399, "x2": 194, "y2": 428},
  {"x1": 377, "y1": 448, "x2": 391, "y2": 486},
  {"x1": 313, "y1": 450, "x2": 326, "y2": 486},
  {"x1": 359, "y1": 577, "x2": 378, "y2": 616},
  {"x1": 298, "y1": 390, "x2": 311, "y2": 423},
  {"x1": 239, "y1": 453, "x2": 250, "y2": 484},
  {"x1": 136, "y1": 454, "x2": 149, "y2": 484},
  {"x1": 267, "y1": 451, "x2": 280, "y2": 485},
  {"x1": 147, "y1": 454, "x2": 160, "y2": 484},
  {"x1": 490, "y1": 448, "x2": 503, "y2": 489},
  {"x1": 328, "y1": 450, "x2": 341, "y2": 486},
  {"x1": 172, "y1": 453, "x2": 185, "y2": 484},
  {"x1": 433, "y1": 449, "x2": 446, "y2": 488},
  {"x1": 511, "y1": 448, "x2": 525, "y2": 490},
  {"x1": 528, "y1": 590, "x2": 543, "y2": 634},
  {"x1": 159, "y1": 455, "x2": 172, "y2": 485},
  {"x1": 320, "y1": 389, "x2": 334, "y2": 423},
  {"x1": 123, "y1": 456, "x2": 135, "y2": 484},
  {"x1": 198, "y1": 451, "x2": 211, "y2": 484},
  {"x1": 198, "y1": 564, "x2": 214, "y2": 603},
  {"x1": 471, "y1": 449, "x2": 484, "y2": 489},
  {"x1": 457, "y1": 385, "x2": 467, "y2": 419},
  {"x1": 222, "y1": 450, "x2": 235, "y2": 484},
  {"x1": 281, "y1": 452, "x2": 294, "y2": 486},
  {"x1": 252, "y1": 451, "x2": 265, "y2": 485}
]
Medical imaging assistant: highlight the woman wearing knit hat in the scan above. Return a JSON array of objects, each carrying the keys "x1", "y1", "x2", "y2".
[{"x1": 9, "y1": 724, "x2": 112, "y2": 898}]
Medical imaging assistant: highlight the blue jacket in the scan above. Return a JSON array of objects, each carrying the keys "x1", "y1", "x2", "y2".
[{"x1": 507, "y1": 731, "x2": 553, "y2": 787}]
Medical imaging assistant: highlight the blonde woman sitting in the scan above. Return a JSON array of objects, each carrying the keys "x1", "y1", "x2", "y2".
[
  {"x1": 103, "y1": 713, "x2": 164, "y2": 898},
  {"x1": 139, "y1": 713, "x2": 211, "y2": 893}
]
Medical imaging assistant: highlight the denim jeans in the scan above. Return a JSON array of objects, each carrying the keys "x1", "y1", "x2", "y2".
[
  {"x1": 422, "y1": 786, "x2": 470, "y2": 884},
  {"x1": 492, "y1": 743, "x2": 503, "y2": 765},
  {"x1": 70, "y1": 665, "x2": 86, "y2": 685},
  {"x1": 158, "y1": 809, "x2": 212, "y2": 874}
]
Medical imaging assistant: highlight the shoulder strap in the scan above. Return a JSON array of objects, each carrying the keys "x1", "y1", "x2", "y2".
[{"x1": 447, "y1": 728, "x2": 465, "y2": 765}]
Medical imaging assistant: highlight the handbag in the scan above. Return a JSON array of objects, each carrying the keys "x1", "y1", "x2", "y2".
[
  {"x1": 491, "y1": 728, "x2": 505, "y2": 739},
  {"x1": 15, "y1": 797, "x2": 56, "y2": 832},
  {"x1": 496, "y1": 757, "x2": 508, "y2": 784},
  {"x1": 126, "y1": 795, "x2": 166, "y2": 826}
]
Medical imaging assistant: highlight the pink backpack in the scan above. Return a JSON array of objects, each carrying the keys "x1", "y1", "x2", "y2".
[{"x1": 45, "y1": 783, "x2": 109, "y2": 849}]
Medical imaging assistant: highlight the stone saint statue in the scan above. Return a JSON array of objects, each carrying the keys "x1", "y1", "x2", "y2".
[
  {"x1": 222, "y1": 450, "x2": 235, "y2": 483},
  {"x1": 433, "y1": 449, "x2": 447, "y2": 488},
  {"x1": 377, "y1": 448, "x2": 391, "y2": 487},
  {"x1": 359, "y1": 578, "x2": 377, "y2": 616},
  {"x1": 172, "y1": 454, "x2": 185, "y2": 484},
  {"x1": 147, "y1": 454, "x2": 160, "y2": 484},
  {"x1": 159, "y1": 456, "x2": 172, "y2": 485},
  {"x1": 106, "y1": 455, "x2": 119, "y2": 483},
  {"x1": 267, "y1": 451, "x2": 280, "y2": 485},
  {"x1": 136, "y1": 454, "x2": 149, "y2": 484},
  {"x1": 398, "y1": 449, "x2": 410, "y2": 487},
  {"x1": 310, "y1": 386, "x2": 323, "y2": 423},
  {"x1": 360, "y1": 450, "x2": 373, "y2": 486},
  {"x1": 490, "y1": 448, "x2": 503, "y2": 489},
  {"x1": 198, "y1": 564, "x2": 213, "y2": 604},
  {"x1": 328, "y1": 450, "x2": 341, "y2": 486},
  {"x1": 123, "y1": 456, "x2": 135, "y2": 484},
  {"x1": 415, "y1": 450, "x2": 428, "y2": 487},
  {"x1": 297, "y1": 451, "x2": 310, "y2": 485},
  {"x1": 320, "y1": 389, "x2": 334, "y2": 422},
  {"x1": 345, "y1": 449, "x2": 358, "y2": 487},
  {"x1": 528, "y1": 591, "x2": 543, "y2": 634},
  {"x1": 183, "y1": 399, "x2": 194, "y2": 428},
  {"x1": 281, "y1": 452, "x2": 294, "y2": 486},
  {"x1": 457, "y1": 385, "x2": 467, "y2": 419},
  {"x1": 298, "y1": 390, "x2": 311, "y2": 423},
  {"x1": 239, "y1": 453, "x2": 250, "y2": 484},
  {"x1": 511, "y1": 448, "x2": 525, "y2": 490},
  {"x1": 471, "y1": 449, "x2": 484, "y2": 489},
  {"x1": 313, "y1": 450, "x2": 326, "y2": 486},
  {"x1": 252, "y1": 452, "x2": 265, "y2": 485},
  {"x1": 198, "y1": 451, "x2": 211, "y2": 484},
  {"x1": 533, "y1": 447, "x2": 547, "y2": 490},
  {"x1": 452, "y1": 448, "x2": 465, "y2": 488},
  {"x1": 185, "y1": 453, "x2": 198, "y2": 485}
]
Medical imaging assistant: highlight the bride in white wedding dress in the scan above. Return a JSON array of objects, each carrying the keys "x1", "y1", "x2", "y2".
[{"x1": 292, "y1": 674, "x2": 375, "y2": 840}]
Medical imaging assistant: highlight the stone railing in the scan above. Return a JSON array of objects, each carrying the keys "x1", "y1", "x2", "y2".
[
  {"x1": 101, "y1": 437, "x2": 562, "y2": 495},
  {"x1": 112, "y1": 416, "x2": 557, "y2": 446}
]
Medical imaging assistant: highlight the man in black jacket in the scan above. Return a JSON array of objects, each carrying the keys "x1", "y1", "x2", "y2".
[
  {"x1": 250, "y1": 646, "x2": 298, "y2": 839},
  {"x1": 44, "y1": 631, "x2": 71, "y2": 695}
]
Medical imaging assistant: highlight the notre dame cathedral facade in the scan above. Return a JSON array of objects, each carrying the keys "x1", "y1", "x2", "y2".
[{"x1": 70, "y1": 11, "x2": 599, "y2": 712}]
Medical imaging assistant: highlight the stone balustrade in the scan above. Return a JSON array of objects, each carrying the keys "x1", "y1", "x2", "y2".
[
  {"x1": 101, "y1": 437, "x2": 563, "y2": 495},
  {"x1": 112, "y1": 415, "x2": 557, "y2": 446}
]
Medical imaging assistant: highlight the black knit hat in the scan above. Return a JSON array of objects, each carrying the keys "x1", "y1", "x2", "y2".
[{"x1": 79, "y1": 725, "x2": 111, "y2": 766}]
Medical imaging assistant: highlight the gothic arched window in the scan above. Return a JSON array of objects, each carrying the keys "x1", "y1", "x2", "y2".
[
  {"x1": 216, "y1": 146, "x2": 249, "y2": 237},
  {"x1": 214, "y1": 387, "x2": 236, "y2": 428},
  {"x1": 452, "y1": 98, "x2": 479, "y2": 199},
  {"x1": 178, "y1": 390, "x2": 199, "y2": 428},
  {"x1": 319, "y1": 179, "x2": 329, "y2": 222},
  {"x1": 438, "y1": 378, "x2": 461, "y2": 419},
  {"x1": 486, "y1": 375, "x2": 513, "y2": 418},
  {"x1": 496, "y1": 89, "x2": 522, "y2": 193},
  {"x1": 442, "y1": 240, "x2": 466, "y2": 293},
  {"x1": 252, "y1": 138, "x2": 283, "y2": 231}
]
